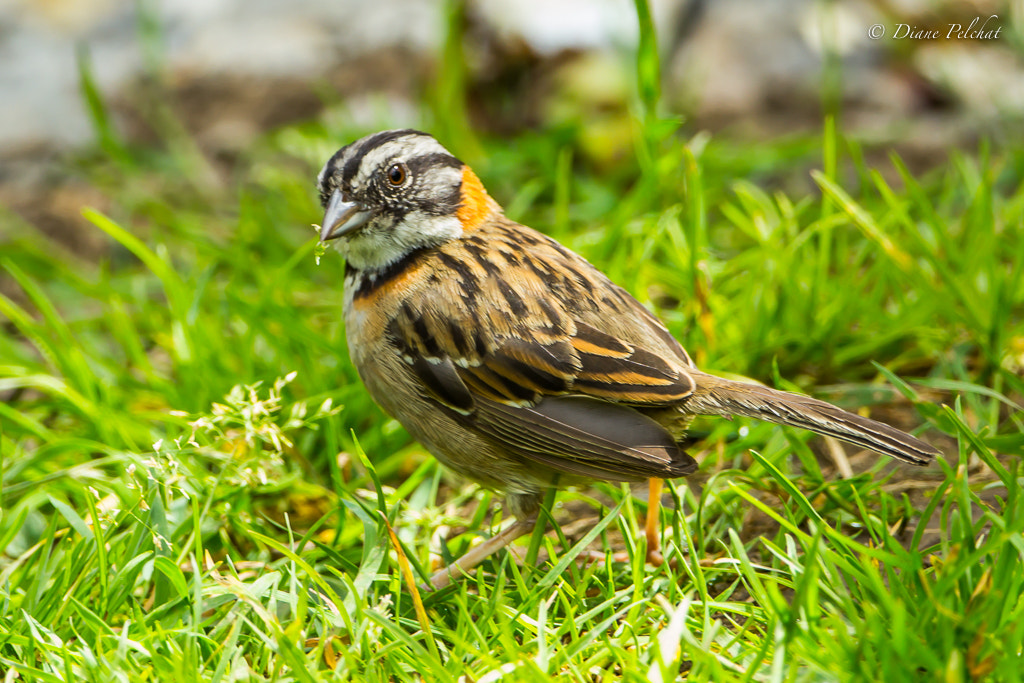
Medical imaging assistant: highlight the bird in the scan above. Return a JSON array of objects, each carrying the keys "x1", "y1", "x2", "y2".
[{"x1": 315, "y1": 129, "x2": 940, "y2": 589}]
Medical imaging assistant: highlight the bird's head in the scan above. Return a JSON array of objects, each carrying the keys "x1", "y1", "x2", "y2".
[{"x1": 317, "y1": 129, "x2": 497, "y2": 271}]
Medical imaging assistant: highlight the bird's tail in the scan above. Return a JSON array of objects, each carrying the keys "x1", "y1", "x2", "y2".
[{"x1": 684, "y1": 373, "x2": 939, "y2": 465}]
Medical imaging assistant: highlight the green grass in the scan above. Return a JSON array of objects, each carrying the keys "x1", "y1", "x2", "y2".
[{"x1": 2, "y1": 1, "x2": 1024, "y2": 680}]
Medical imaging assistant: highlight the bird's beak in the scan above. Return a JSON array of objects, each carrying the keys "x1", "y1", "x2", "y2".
[{"x1": 320, "y1": 190, "x2": 372, "y2": 242}]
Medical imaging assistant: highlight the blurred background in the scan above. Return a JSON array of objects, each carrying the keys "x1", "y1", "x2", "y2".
[{"x1": 2, "y1": 0, "x2": 1021, "y2": 257}]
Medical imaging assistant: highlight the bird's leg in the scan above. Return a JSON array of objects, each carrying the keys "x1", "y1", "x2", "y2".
[
  {"x1": 429, "y1": 515, "x2": 537, "y2": 590},
  {"x1": 578, "y1": 479, "x2": 669, "y2": 567},
  {"x1": 644, "y1": 478, "x2": 665, "y2": 566},
  {"x1": 429, "y1": 481, "x2": 667, "y2": 589}
]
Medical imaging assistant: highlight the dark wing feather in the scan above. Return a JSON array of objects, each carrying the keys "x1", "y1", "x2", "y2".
[
  {"x1": 409, "y1": 355, "x2": 474, "y2": 413},
  {"x1": 569, "y1": 324, "x2": 695, "y2": 404},
  {"x1": 479, "y1": 395, "x2": 697, "y2": 480}
]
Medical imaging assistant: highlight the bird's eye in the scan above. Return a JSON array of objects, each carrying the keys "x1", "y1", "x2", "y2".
[{"x1": 386, "y1": 163, "x2": 407, "y2": 186}]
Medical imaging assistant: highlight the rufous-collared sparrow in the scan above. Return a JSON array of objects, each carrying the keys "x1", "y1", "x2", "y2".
[{"x1": 316, "y1": 129, "x2": 939, "y2": 588}]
